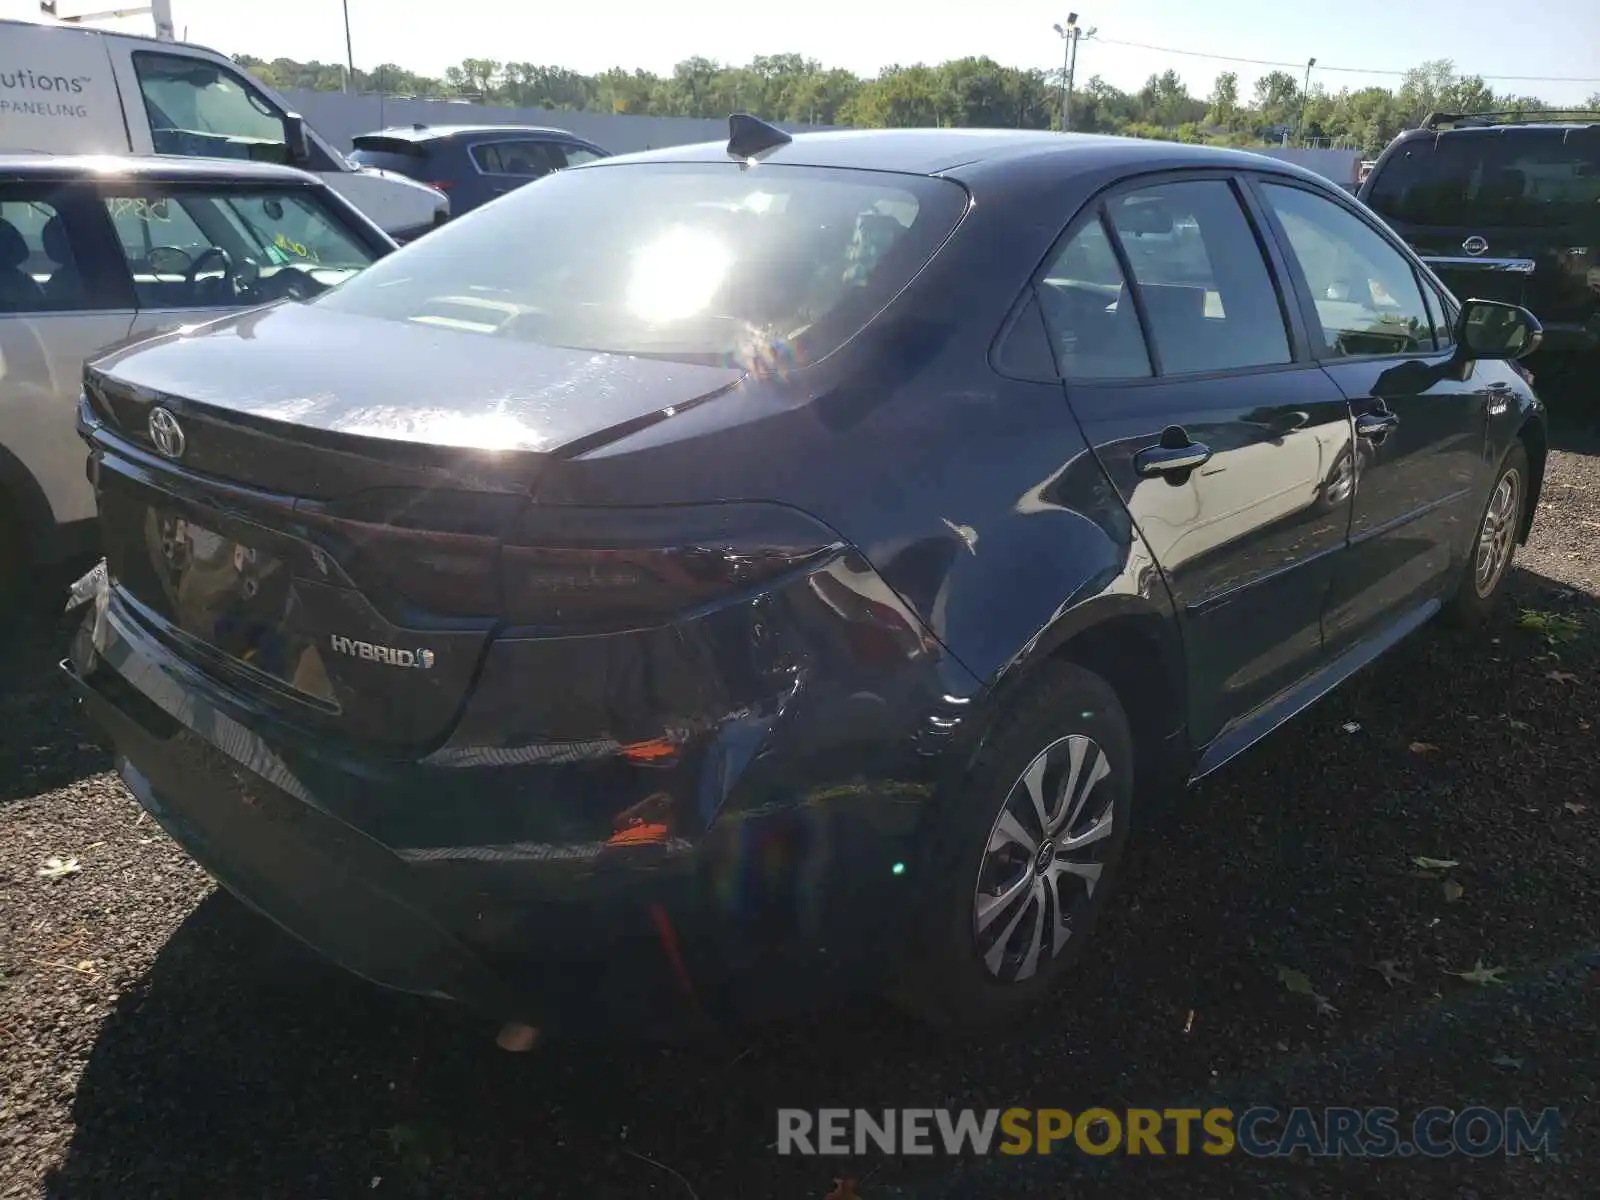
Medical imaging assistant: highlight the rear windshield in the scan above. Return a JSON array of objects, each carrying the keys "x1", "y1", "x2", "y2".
[
  {"x1": 312, "y1": 161, "x2": 969, "y2": 369},
  {"x1": 349, "y1": 138, "x2": 429, "y2": 177},
  {"x1": 1366, "y1": 128, "x2": 1600, "y2": 228}
]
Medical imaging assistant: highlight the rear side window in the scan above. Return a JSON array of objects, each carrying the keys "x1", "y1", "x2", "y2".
[
  {"x1": 1036, "y1": 217, "x2": 1152, "y2": 379},
  {"x1": 1105, "y1": 180, "x2": 1291, "y2": 374},
  {"x1": 0, "y1": 194, "x2": 86, "y2": 313},
  {"x1": 314, "y1": 162, "x2": 970, "y2": 369},
  {"x1": 560, "y1": 145, "x2": 606, "y2": 167},
  {"x1": 1366, "y1": 128, "x2": 1600, "y2": 228},
  {"x1": 471, "y1": 141, "x2": 562, "y2": 177}
]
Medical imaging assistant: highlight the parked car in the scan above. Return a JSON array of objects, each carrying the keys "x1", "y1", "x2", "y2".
[
  {"x1": 66, "y1": 120, "x2": 1547, "y2": 1038},
  {"x1": 0, "y1": 17, "x2": 449, "y2": 241},
  {"x1": 1359, "y1": 110, "x2": 1600, "y2": 390},
  {"x1": 348, "y1": 124, "x2": 611, "y2": 216},
  {"x1": 0, "y1": 153, "x2": 394, "y2": 606}
]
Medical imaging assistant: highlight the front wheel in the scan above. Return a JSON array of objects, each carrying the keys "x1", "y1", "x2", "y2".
[
  {"x1": 891, "y1": 664, "x2": 1135, "y2": 1030},
  {"x1": 1443, "y1": 440, "x2": 1529, "y2": 627}
]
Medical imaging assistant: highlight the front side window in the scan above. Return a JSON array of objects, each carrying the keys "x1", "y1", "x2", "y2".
[
  {"x1": 1106, "y1": 180, "x2": 1292, "y2": 374},
  {"x1": 102, "y1": 187, "x2": 378, "y2": 310},
  {"x1": 134, "y1": 52, "x2": 288, "y2": 162},
  {"x1": 0, "y1": 193, "x2": 87, "y2": 313},
  {"x1": 1262, "y1": 183, "x2": 1434, "y2": 358},
  {"x1": 313, "y1": 162, "x2": 969, "y2": 370},
  {"x1": 1036, "y1": 217, "x2": 1152, "y2": 380}
]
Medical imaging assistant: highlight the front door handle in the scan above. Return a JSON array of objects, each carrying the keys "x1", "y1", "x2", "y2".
[
  {"x1": 1134, "y1": 440, "x2": 1213, "y2": 477},
  {"x1": 1355, "y1": 410, "x2": 1400, "y2": 438}
]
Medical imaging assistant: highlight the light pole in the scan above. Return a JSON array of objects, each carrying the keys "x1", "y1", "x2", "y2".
[
  {"x1": 1053, "y1": 15, "x2": 1095, "y2": 132},
  {"x1": 342, "y1": 0, "x2": 356, "y2": 94},
  {"x1": 1297, "y1": 56, "x2": 1316, "y2": 145}
]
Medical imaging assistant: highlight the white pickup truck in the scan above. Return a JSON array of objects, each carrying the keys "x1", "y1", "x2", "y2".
[{"x1": 0, "y1": 17, "x2": 449, "y2": 241}]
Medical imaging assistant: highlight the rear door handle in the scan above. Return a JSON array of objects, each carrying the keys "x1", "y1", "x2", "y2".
[
  {"x1": 1355, "y1": 411, "x2": 1400, "y2": 438},
  {"x1": 1134, "y1": 441, "x2": 1212, "y2": 477}
]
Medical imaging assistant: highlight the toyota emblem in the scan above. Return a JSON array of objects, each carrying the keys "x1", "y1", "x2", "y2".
[
  {"x1": 1462, "y1": 235, "x2": 1489, "y2": 257},
  {"x1": 147, "y1": 406, "x2": 186, "y2": 460}
]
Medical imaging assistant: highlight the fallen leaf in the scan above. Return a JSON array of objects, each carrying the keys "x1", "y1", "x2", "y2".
[
  {"x1": 1276, "y1": 965, "x2": 1315, "y2": 995},
  {"x1": 1546, "y1": 670, "x2": 1580, "y2": 684},
  {"x1": 1313, "y1": 994, "x2": 1339, "y2": 1020},
  {"x1": 36, "y1": 856, "x2": 81, "y2": 880},
  {"x1": 1450, "y1": 961, "x2": 1509, "y2": 986},
  {"x1": 1443, "y1": 879, "x2": 1465, "y2": 903},
  {"x1": 1408, "y1": 741, "x2": 1440, "y2": 754},
  {"x1": 1413, "y1": 856, "x2": 1460, "y2": 870},
  {"x1": 1504, "y1": 717, "x2": 1532, "y2": 733},
  {"x1": 1491, "y1": 1054, "x2": 1524, "y2": 1071},
  {"x1": 1341, "y1": 722, "x2": 1362, "y2": 734},
  {"x1": 826, "y1": 1179, "x2": 862, "y2": 1200},
  {"x1": 1564, "y1": 802, "x2": 1588, "y2": 816},
  {"x1": 1372, "y1": 960, "x2": 1413, "y2": 988}
]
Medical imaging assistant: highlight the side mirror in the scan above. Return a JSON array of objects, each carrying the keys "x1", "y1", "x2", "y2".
[
  {"x1": 283, "y1": 113, "x2": 311, "y2": 166},
  {"x1": 1457, "y1": 299, "x2": 1543, "y2": 361}
]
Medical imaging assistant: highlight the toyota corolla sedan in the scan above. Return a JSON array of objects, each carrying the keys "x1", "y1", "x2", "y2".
[{"x1": 65, "y1": 118, "x2": 1546, "y2": 1038}]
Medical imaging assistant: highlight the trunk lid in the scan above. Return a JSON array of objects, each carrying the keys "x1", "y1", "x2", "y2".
[{"x1": 84, "y1": 303, "x2": 745, "y2": 751}]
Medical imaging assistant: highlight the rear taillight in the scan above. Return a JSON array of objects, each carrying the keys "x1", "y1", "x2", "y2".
[
  {"x1": 428, "y1": 180, "x2": 454, "y2": 190},
  {"x1": 499, "y1": 503, "x2": 844, "y2": 628}
]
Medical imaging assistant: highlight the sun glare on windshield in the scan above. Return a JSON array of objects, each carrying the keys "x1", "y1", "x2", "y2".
[{"x1": 625, "y1": 226, "x2": 733, "y2": 323}]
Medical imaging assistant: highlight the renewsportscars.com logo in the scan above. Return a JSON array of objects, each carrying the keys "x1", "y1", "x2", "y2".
[{"x1": 777, "y1": 1106, "x2": 1563, "y2": 1159}]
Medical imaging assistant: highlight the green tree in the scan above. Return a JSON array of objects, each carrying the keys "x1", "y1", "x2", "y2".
[{"x1": 1206, "y1": 71, "x2": 1240, "y2": 130}]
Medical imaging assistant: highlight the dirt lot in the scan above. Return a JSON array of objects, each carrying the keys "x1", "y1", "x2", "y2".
[{"x1": 2, "y1": 433, "x2": 1597, "y2": 1199}]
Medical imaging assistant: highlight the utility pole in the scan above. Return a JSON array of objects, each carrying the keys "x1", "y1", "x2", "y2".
[
  {"x1": 342, "y1": 0, "x2": 356, "y2": 94},
  {"x1": 1052, "y1": 15, "x2": 1096, "y2": 133},
  {"x1": 1297, "y1": 56, "x2": 1317, "y2": 145}
]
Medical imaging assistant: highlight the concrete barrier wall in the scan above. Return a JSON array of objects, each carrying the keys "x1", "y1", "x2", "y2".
[{"x1": 282, "y1": 89, "x2": 1364, "y2": 183}]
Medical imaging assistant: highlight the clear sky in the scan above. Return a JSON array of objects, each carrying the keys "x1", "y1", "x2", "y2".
[{"x1": 9, "y1": 0, "x2": 1599, "y2": 105}]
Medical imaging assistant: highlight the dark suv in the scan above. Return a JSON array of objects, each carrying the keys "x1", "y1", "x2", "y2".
[
  {"x1": 66, "y1": 123, "x2": 1547, "y2": 1039},
  {"x1": 348, "y1": 124, "x2": 611, "y2": 216},
  {"x1": 1359, "y1": 110, "x2": 1600, "y2": 389}
]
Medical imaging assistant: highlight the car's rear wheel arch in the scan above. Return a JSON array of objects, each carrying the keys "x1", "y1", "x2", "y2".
[{"x1": 972, "y1": 601, "x2": 1189, "y2": 812}]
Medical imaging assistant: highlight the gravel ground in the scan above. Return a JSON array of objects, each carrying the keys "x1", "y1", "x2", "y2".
[{"x1": 3, "y1": 429, "x2": 1597, "y2": 1200}]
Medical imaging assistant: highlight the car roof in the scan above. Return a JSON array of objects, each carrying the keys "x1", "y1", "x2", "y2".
[
  {"x1": 601, "y1": 128, "x2": 1331, "y2": 185},
  {"x1": 0, "y1": 153, "x2": 323, "y2": 186},
  {"x1": 356, "y1": 124, "x2": 593, "y2": 144}
]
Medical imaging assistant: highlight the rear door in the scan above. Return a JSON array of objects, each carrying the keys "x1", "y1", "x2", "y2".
[
  {"x1": 1045, "y1": 172, "x2": 1355, "y2": 747},
  {"x1": 0, "y1": 179, "x2": 137, "y2": 532},
  {"x1": 1252, "y1": 177, "x2": 1488, "y2": 653}
]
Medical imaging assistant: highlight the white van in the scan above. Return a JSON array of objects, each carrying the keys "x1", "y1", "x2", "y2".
[{"x1": 0, "y1": 18, "x2": 449, "y2": 241}]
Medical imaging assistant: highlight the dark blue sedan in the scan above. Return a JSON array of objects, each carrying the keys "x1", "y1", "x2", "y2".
[
  {"x1": 348, "y1": 123, "x2": 611, "y2": 216},
  {"x1": 68, "y1": 118, "x2": 1547, "y2": 1040}
]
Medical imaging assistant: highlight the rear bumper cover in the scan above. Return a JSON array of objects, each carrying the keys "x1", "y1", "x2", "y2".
[{"x1": 67, "y1": 564, "x2": 982, "y2": 1036}]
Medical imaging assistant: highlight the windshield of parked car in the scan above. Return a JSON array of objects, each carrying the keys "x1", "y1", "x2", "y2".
[
  {"x1": 312, "y1": 161, "x2": 969, "y2": 369},
  {"x1": 1366, "y1": 128, "x2": 1600, "y2": 228}
]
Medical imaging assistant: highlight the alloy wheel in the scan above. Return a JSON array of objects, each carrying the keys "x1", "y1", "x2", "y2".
[
  {"x1": 972, "y1": 734, "x2": 1116, "y2": 983},
  {"x1": 1473, "y1": 466, "x2": 1521, "y2": 599}
]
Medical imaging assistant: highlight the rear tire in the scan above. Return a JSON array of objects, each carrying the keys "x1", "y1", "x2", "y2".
[
  {"x1": 1442, "y1": 440, "x2": 1528, "y2": 628},
  {"x1": 891, "y1": 664, "x2": 1135, "y2": 1030}
]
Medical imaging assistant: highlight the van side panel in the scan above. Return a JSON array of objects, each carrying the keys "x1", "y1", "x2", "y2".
[{"x1": 0, "y1": 21, "x2": 129, "y2": 154}]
